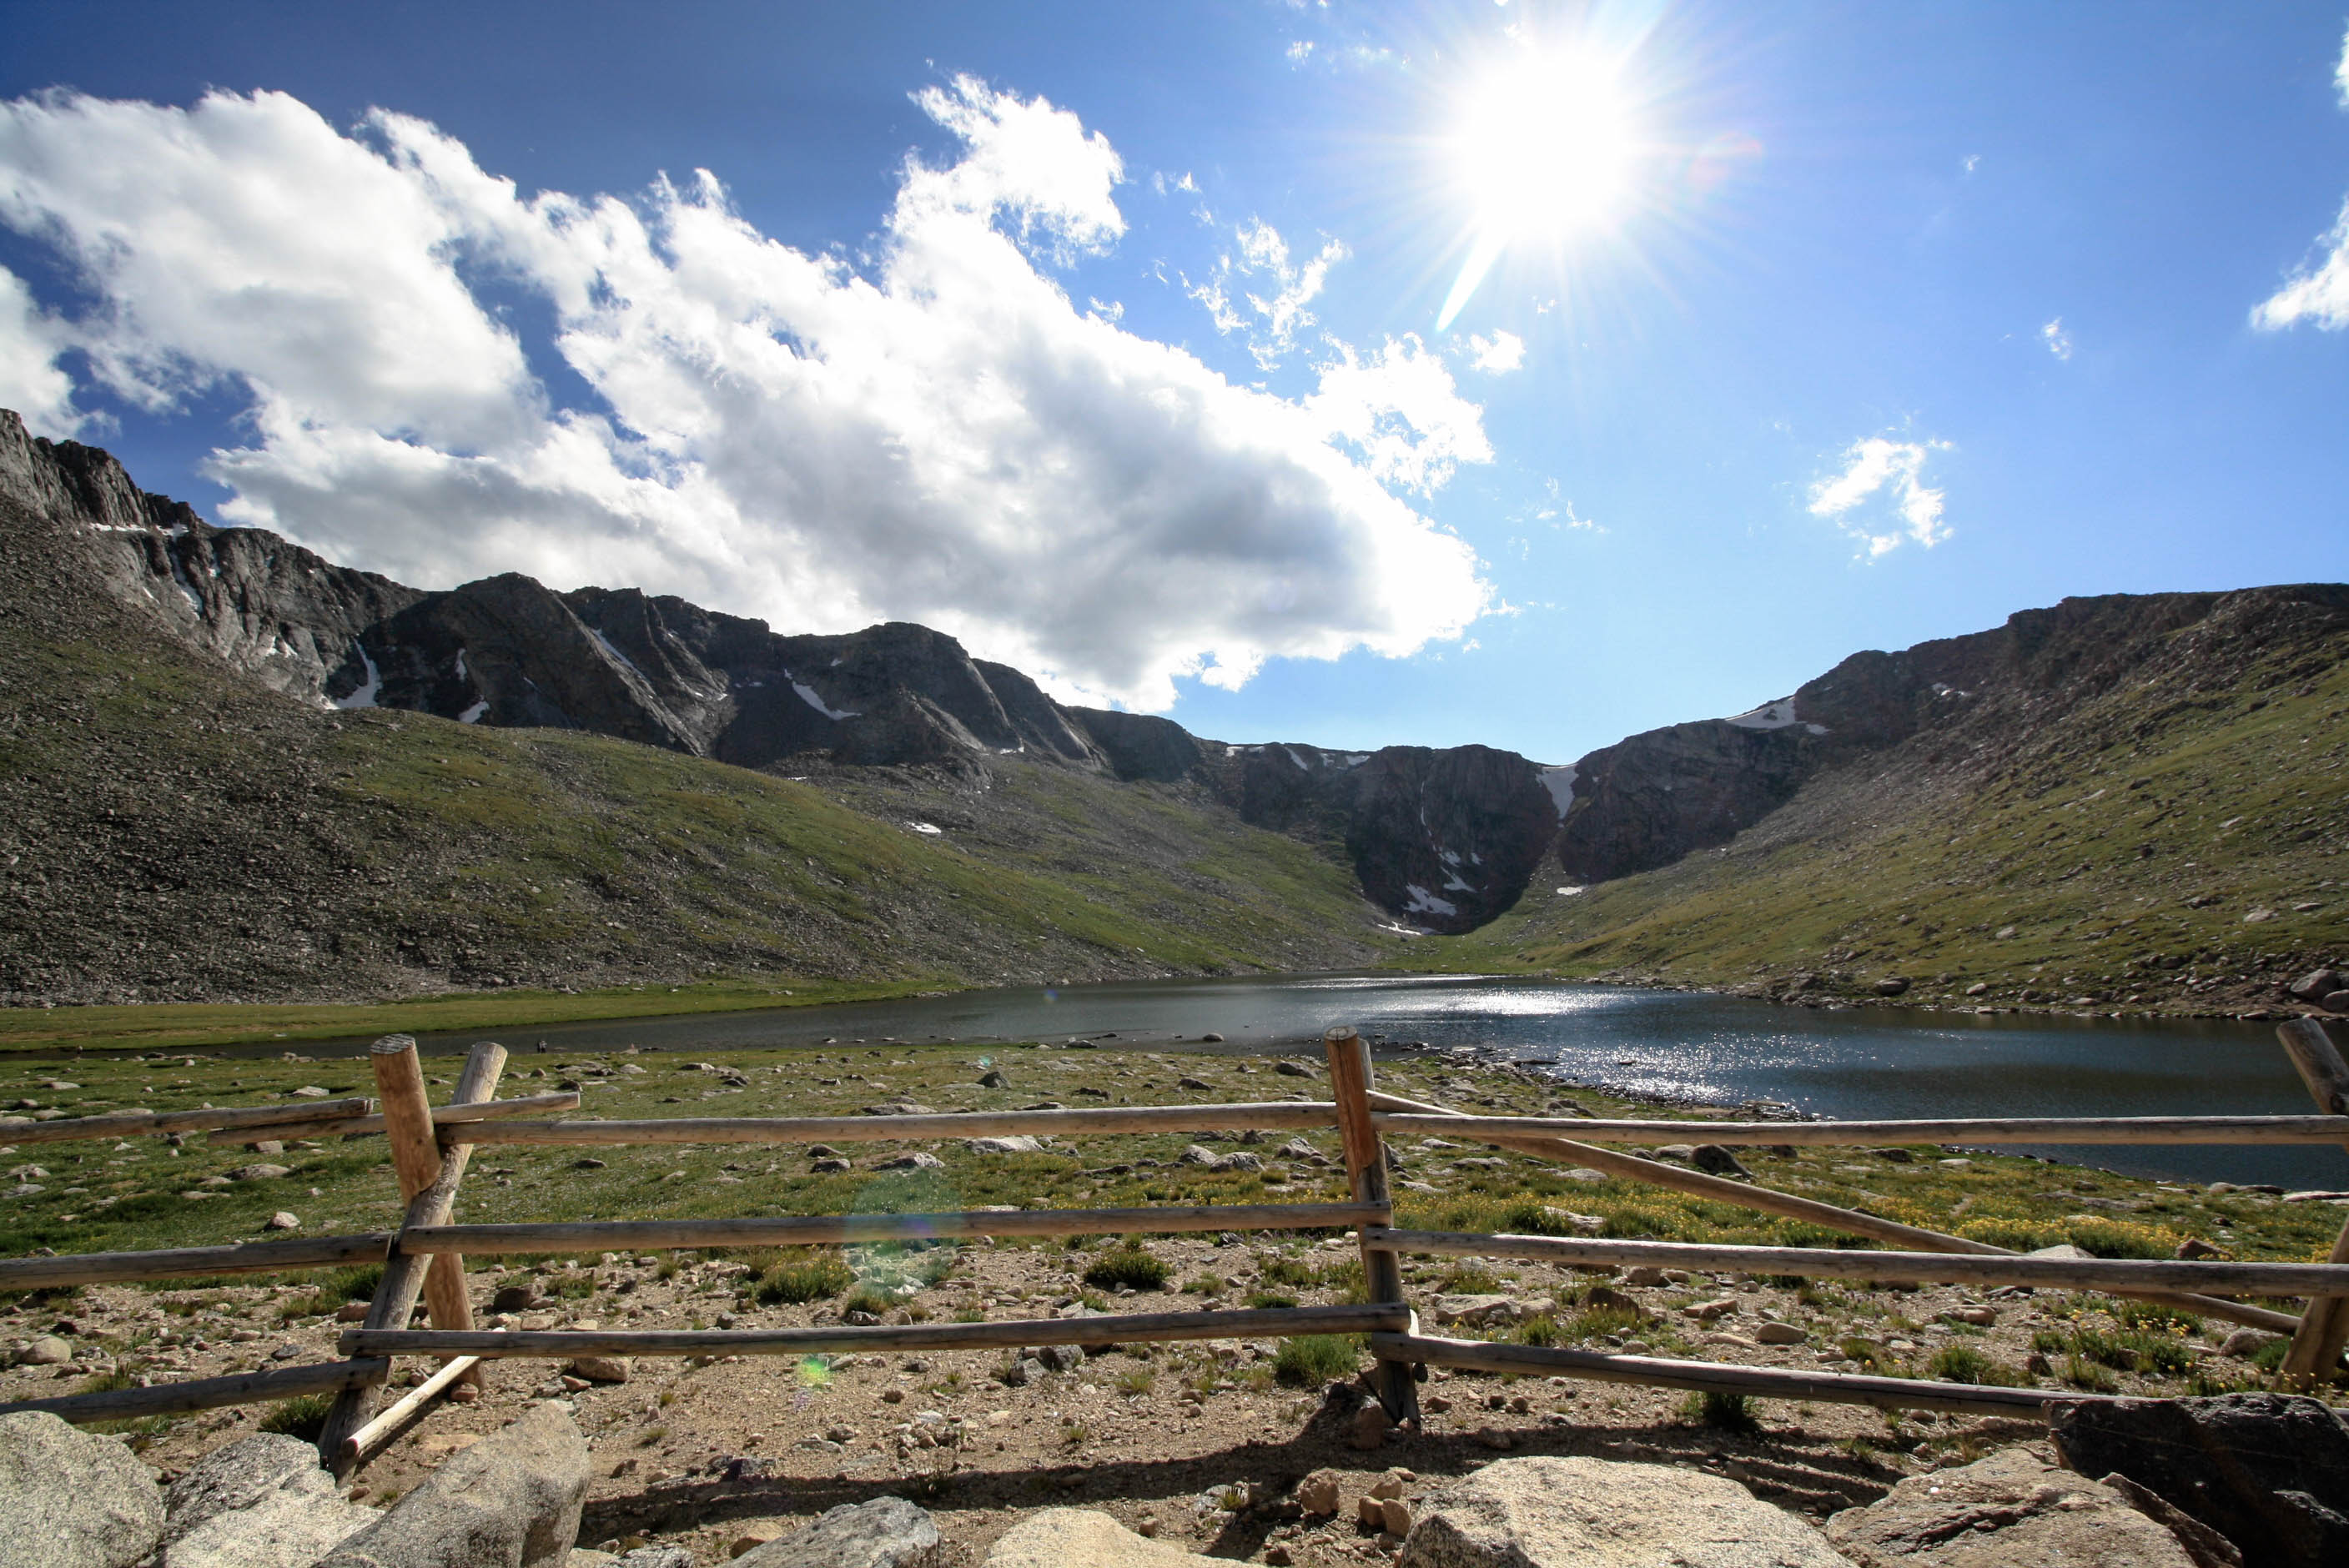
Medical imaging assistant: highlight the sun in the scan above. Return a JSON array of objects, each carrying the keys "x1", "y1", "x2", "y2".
[
  {"x1": 1436, "y1": 48, "x2": 1646, "y2": 329},
  {"x1": 1456, "y1": 51, "x2": 1638, "y2": 239}
]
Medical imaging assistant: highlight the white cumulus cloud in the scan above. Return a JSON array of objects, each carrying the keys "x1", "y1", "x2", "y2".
[
  {"x1": 0, "y1": 82, "x2": 1491, "y2": 711},
  {"x1": 1465, "y1": 330, "x2": 1525, "y2": 373},
  {"x1": 1306, "y1": 336, "x2": 1493, "y2": 495},
  {"x1": 0, "y1": 267, "x2": 78, "y2": 436},
  {"x1": 1806, "y1": 435, "x2": 1951, "y2": 557},
  {"x1": 2252, "y1": 28, "x2": 2349, "y2": 330}
]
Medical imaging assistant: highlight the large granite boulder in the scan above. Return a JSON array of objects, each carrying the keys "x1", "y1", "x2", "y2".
[
  {"x1": 1823, "y1": 1446, "x2": 2214, "y2": 1566},
  {"x1": 314, "y1": 1404, "x2": 590, "y2": 1568},
  {"x1": 2049, "y1": 1393, "x2": 2349, "y2": 1568},
  {"x1": 0, "y1": 1410, "x2": 165, "y2": 1568},
  {"x1": 1396, "y1": 1455, "x2": 1849, "y2": 1566},
  {"x1": 732, "y1": 1497, "x2": 940, "y2": 1567},
  {"x1": 158, "y1": 1432, "x2": 375, "y2": 1567},
  {"x1": 983, "y1": 1510, "x2": 1217, "y2": 1567}
]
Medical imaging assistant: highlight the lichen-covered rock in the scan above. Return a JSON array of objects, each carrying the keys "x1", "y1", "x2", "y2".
[
  {"x1": 1823, "y1": 1447, "x2": 2205, "y2": 1566},
  {"x1": 983, "y1": 1510, "x2": 1217, "y2": 1567},
  {"x1": 2049, "y1": 1392, "x2": 2349, "y2": 1568},
  {"x1": 0, "y1": 1410, "x2": 163, "y2": 1568},
  {"x1": 314, "y1": 1404, "x2": 590, "y2": 1568},
  {"x1": 158, "y1": 1432, "x2": 375, "y2": 1568},
  {"x1": 1397, "y1": 1455, "x2": 1848, "y2": 1567},
  {"x1": 731, "y1": 1498, "x2": 940, "y2": 1566}
]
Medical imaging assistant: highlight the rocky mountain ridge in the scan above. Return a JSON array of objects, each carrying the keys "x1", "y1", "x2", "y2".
[
  {"x1": 6, "y1": 414, "x2": 1567, "y2": 934},
  {"x1": 5, "y1": 409, "x2": 2344, "y2": 1008}
]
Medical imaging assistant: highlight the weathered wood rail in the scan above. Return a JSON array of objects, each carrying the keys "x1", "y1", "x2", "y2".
[{"x1": 3, "y1": 1017, "x2": 2346, "y2": 1470}]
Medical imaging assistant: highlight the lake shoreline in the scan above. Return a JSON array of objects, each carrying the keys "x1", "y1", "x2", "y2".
[{"x1": 4, "y1": 962, "x2": 2340, "y2": 1058}]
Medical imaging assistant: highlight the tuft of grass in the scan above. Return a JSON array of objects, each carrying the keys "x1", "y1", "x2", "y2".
[
  {"x1": 1928, "y1": 1344, "x2": 2020, "y2": 1386},
  {"x1": 1181, "y1": 1274, "x2": 1225, "y2": 1296},
  {"x1": 1514, "y1": 1313, "x2": 1560, "y2": 1348},
  {"x1": 1257, "y1": 1255, "x2": 1317, "y2": 1288},
  {"x1": 1435, "y1": 1264, "x2": 1503, "y2": 1294},
  {"x1": 1273, "y1": 1334, "x2": 1362, "y2": 1387},
  {"x1": 2062, "y1": 1354, "x2": 2121, "y2": 1393},
  {"x1": 1565, "y1": 1304, "x2": 1643, "y2": 1344},
  {"x1": 1244, "y1": 1290, "x2": 1300, "y2": 1310},
  {"x1": 259, "y1": 1393, "x2": 334, "y2": 1443},
  {"x1": 841, "y1": 1285, "x2": 895, "y2": 1318},
  {"x1": 757, "y1": 1251, "x2": 855, "y2": 1305},
  {"x1": 1082, "y1": 1246, "x2": 1169, "y2": 1292}
]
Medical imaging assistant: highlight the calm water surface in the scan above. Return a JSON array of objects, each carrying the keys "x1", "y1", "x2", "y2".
[{"x1": 284, "y1": 973, "x2": 2349, "y2": 1189}]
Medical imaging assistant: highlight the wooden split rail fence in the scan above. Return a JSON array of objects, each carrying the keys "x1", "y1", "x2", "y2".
[{"x1": 3, "y1": 1018, "x2": 2347, "y2": 1473}]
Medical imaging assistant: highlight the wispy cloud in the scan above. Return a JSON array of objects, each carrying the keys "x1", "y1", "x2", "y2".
[
  {"x1": 0, "y1": 81, "x2": 1491, "y2": 710},
  {"x1": 1465, "y1": 330, "x2": 1525, "y2": 374},
  {"x1": 1807, "y1": 435, "x2": 1952, "y2": 557},
  {"x1": 2252, "y1": 28, "x2": 2349, "y2": 330},
  {"x1": 1187, "y1": 215, "x2": 1348, "y2": 369},
  {"x1": 2040, "y1": 318, "x2": 2072, "y2": 360}
]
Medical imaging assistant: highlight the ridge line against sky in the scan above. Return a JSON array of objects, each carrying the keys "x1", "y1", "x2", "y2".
[{"x1": 0, "y1": 1, "x2": 2344, "y2": 763}]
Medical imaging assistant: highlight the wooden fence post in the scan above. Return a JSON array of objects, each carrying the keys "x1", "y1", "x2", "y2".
[
  {"x1": 1325, "y1": 1025, "x2": 1420, "y2": 1426},
  {"x1": 316, "y1": 1036, "x2": 506, "y2": 1472},
  {"x1": 2276, "y1": 1018, "x2": 2349, "y2": 1385}
]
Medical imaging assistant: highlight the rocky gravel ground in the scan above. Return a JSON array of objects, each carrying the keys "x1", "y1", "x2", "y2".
[{"x1": 3, "y1": 1045, "x2": 2344, "y2": 1565}]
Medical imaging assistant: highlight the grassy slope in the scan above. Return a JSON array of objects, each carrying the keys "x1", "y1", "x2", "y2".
[
  {"x1": 0, "y1": 543, "x2": 1401, "y2": 1027},
  {"x1": 1421, "y1": 616, "x2": 2349, "y2": 1014}
]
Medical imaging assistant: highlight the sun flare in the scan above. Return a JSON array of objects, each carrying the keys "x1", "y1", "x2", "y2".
[
  {"x1": 1437, "y1": 48, "x2": 1644, "y2": 329},
  {"x1": 1456, "y1": 51, "x2": 1638, "y2": 239}
]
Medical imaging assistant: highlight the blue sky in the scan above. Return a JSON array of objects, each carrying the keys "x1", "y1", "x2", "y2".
[{"x1": 1, "y1": 2, "x2": 2345, "y2": 764}]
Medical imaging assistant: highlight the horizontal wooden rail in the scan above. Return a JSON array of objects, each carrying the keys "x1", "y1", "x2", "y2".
[
  {"x1": 1372, "y1": 1111, "x2": 2349, "y2": 1147},
  {"x1": 1372, "y1": 1332, "x2": 2101, "y2": 1418},
  {"x1": 0, "y1": 1358, "x2": 390, "y2": 1425},
  {"x1": 0, "y1": 1091, "x2": 580, "y2": 1148},
  {"x1": 400, "y1": 1201, "x2": 1384, "y2": 1257},
  {"x1": 457, "y1": 1100, "x2": 1338, "y2": 1148},
  {"x1": 1365, "y1": 1227, "x2": 2349, "y2": 1297},
  {"x1": 1367, "y1": 1088, "x2": 2303, "y2": 1336},
  {"x1": 249, "y1": 1090, "x2": 581, "y2": 1144},
  {"x1": 340, "y1": 1355, "x2": 480, "y2": 1469},
  {"x1": 2, "y1": 1098, "x2": 374, "y2": 1145},
  {"x1": 346, "y1": 1303, "x2": 1410, "y2": 1359},
  {"x1": 0, "y1": 1233, "x2": 396, "y2": 1293}
]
